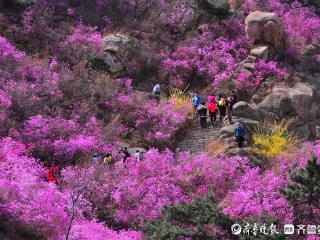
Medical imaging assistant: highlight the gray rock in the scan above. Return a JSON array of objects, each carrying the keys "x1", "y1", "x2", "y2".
[
  {"x1": 242, "y1": 61, "x2": 256, "y2": 71},
  {"x1": 245, "y1": 11, "x2": 285, "y2": 53},
  {"x1": 250, "y1": 45, "x2": 271, "y2": 61},
  {"x1": 102, "y1": 33, "x2": 140, "y2": 74},
  {"x1": 219, "y1": 125, "x2": 236, "y2": 138},
  {"x1": 103, "y1": 34, "x2": 139, "y2": 57},
  {"x1": 227, "y1": 147, "x2": 251, "y2": 156},
  {"x1": 301, "y1": 44, "x2": 320, "y2": 73},
  {"x1": 294, "y1": 125, "x2": 310, "y2": 140},
  {"x1": 304, "y1": 44, "x2": 320, "y2": 56},
  {"x1": 103, "y1": 53, "x2": 124, "y2": 74},
  {"x1": 316, "y1": 126, "x2": 320, "y2": 139},
  {"x1": 259, "y1": 92, "x2": 292, "y2": 118},
  {"x1": 287, "y1": 83, "x2": 313, "y2": 117},
  {"x1": 258, "y1": 83, "x2": 314, "y2": 119},
  {"x1": 233, "y1": 101, "x2": 258, "y2": 120}
]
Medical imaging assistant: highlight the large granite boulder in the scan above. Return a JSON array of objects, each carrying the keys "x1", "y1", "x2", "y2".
[
  {"x1": 100, "y1": 33, "x2": 140, "y2": 74},
  {"x1": 103, "y1": 34, "x2": 139, "y2": 58},
  {"x1": 241, "y1": 11, "x2": 285, "y2": 71},
  {"x1": 301, "y1": 44, "x2": 320, "y2": 73},
  {"x1": 229, "y1": 0, "x2": 244, "y2": 10},
  {"x1": 233, "y1": 101, "x2": 258, "y2": 120},
  {"x1": 258, "y1": 83, "x2": 315, "y2": 119},
  {"x1": 245, "y1": 11, "x2": 284, "y2": 53}
]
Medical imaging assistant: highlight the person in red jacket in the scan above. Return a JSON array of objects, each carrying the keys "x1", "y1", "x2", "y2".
[
  {"x1": 46, "y1": 162, "x2": 59, "y2": 184},
  {"x1": 207, "y1": 98, "x2": 218, "y2": 127}
]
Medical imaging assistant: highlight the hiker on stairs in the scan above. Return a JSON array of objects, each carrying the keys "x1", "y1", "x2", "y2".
[
  {"x1": 197, "y1": 102, "x2": 207, "y2": 129},
  {"x1": 207, "y1": 95, "x2": 215, "y2": 104},
  {"x1": 234, "y1": 123, "x2": 245, "y2": 148},
  {"x1": 207, "y1": 96, "x2": 218, "y2": 127},
  {"x1": 227, "y1": 91, "x2": 238, "y2": 125},
  {"x1": 217, "y1": 95, "x2": 227, "y2": 125},
  {"x1": 151, "y1": 83, "x2": 161, "y2": 101},
  {"x1": 192, "y1": 92, "x2": 201, "y2": 118}
]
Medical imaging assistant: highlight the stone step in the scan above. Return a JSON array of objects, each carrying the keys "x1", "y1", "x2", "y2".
[{"x1": 178, "y1": 121, "x2": 223, "y2": 154}]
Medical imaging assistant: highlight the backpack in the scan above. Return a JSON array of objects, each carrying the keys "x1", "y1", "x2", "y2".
[
  {"x1": 192, "y1": 96, "x2": 201, "y2": 105},
  {"x1": 235, "y1": 127, "x2": 244, "y2": 137},
  {"x1": 218, "y1": 98, "x2": 226, "y2": 107},
  {"x1": 208, "y1": 103, "x2": 217, "y2": 113}
]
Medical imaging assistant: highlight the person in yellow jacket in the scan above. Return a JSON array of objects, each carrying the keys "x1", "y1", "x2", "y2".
[
  {"x1": 217, "y1": 95, "x2": 227, "y2": 124},
  {"x1": 103, "y1": 153, "x2": 113, "y2": 165}
]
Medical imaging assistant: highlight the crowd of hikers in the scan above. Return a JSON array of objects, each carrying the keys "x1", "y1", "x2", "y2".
[
  {"x1": 46, "y1": 85, "x2": 246, "y2": 183},
  {"x1": 44, "y1": 85, "x2": 246, "y2": 184},
  {"x1": 191, "y1": 90, "x2": 245, "y2": 148},
  {"x1": 151, "y1": 84, "x2": 246, "y2": 149},
  {"x1": 90, "y1": 147, "x2": 144, "y2": 166},
  {"x1": 192, "y1": 91, "x2": 237, "y2": 127},
  {"x1": 45, "y1": 147, "x2": 145, "y2": 184}
]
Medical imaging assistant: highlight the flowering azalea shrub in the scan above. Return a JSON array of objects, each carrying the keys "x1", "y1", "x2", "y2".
[
  {"x1": 0, "y1": 0, "x2": 320, "y2": 238},
  {"x1": 222, "y1": 142, "x2": 320, "y2": 226},
  {"x1": 0, "y1": 137, "x2": 68, "y2": 239},
  {"x1": 0, "y1": 90, "x2": 11, "y2": 126},
  {"x1": 106, "y1": 79, "x2": 190, "y2": 147},
  {"x1": 235, "y1": 60, "x2": 286, "y2": 93},
  {"x1": 163, "y1": 22, "x2": 249, "y2": 88},
  {"x1": 110, "y1": 150, "x2": 190, "y2": 226},
  {"x1": 21, "y1": 115, "x2": 105, "y2": 164},
  {"x1": 0, "y1": 137, "x2": 142, "y2": 239},
  {"x1": 69, "y1": 220, "x2": 142, "y2": 240},
  {"x1": 57, "y1": 23, "x2": 103, "y2": 66},
  {"x1": 0, "y1": 36, "x2": 62, "y2": 124},
  {"x1": 159, "y1": 0, "x2": 195, "y2": 33},
  {"x1": 61, "y1": 145, "x2": 320, "y2": 231},
  {"x1": 66, "y1": 150, "x2": 251, "y2": 227},
  {"x1": 222, "y1": 167, "x2": 294, "y2": 224}
]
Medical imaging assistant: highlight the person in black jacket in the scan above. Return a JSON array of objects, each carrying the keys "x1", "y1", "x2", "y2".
[
  {"x1": 227, "y1": 91, "x2": 238, "y2": 124},
  {"x1": 197, "y1": 102, "x2": 207, "y2": 128},
  {"x1": 120, "y1": 147, "x2": 131, "y2": 162}
]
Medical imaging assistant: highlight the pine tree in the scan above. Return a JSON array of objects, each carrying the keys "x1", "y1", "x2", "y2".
[
  {"x1": 143, "y1": 193, "x2": 234, "y2": 240},
  {"x1": 281, "y1": 156, "x2": 320, "y2": 221},
  {"x1": 195, "y1": 0, "x2": 231, "y2": 18},
  {"x1": 143, "y1": 192, "x2": 286, "y2": 240}
]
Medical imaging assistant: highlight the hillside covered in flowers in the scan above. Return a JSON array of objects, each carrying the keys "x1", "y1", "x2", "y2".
[{"x1": 0, "y1": 0, "x2": 319, "y2": 239}]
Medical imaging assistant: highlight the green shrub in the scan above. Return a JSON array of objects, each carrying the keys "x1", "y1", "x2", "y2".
[
  {"x1": 195, "y1": 0, "x2": 231, "y2": 18},
  {"x1": 281, "y1": 156, "x2": 320, "y2": 221},
  {"x1": 0, "y1": 0, "x2": 37, "y2": 10},
  {"x1": 87, "y1": 55, "x2": 110, "y2": 71},
  {"x1": 143, "y1": 192, "x2": 234, "y2": 240}
]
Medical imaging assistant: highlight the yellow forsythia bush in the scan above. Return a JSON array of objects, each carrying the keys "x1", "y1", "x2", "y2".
[
  {"x1": 166, "y1": 88, "x2": 193, "y2": 114},
  {"x1": 250, "y1": 120, "x2": 296, "y2": 158}
]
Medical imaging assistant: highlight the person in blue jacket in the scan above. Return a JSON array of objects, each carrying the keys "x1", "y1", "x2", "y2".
[
  {"x1": 234, "y1": 123, "x2": 245, "y2": 148},
  {"x1": 192, "y1": 92, "x2": 201, "y2": 117}
]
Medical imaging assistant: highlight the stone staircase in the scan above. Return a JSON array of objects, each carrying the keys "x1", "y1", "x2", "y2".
[{"x1": 178, "y1": 119, "x2": 223, "y2": 154}]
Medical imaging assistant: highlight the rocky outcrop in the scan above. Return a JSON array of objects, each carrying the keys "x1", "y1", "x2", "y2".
[
  {"x1": 301, "y1": 44, "x2": 320, "y2": 73},
  {"x1": 233, "y1": 101, "x2": 259, "y2": 120},
  {"x1": 258, "y1": 83, "x2": 315, "y2": 120},
  {"x1": 245, "y1": 11, "x2": 284, "y2": 52},
  {"x1": 242, "y1": 11, "x2": 285, "y2": 71},
  {"x1": 229, "y1": 0, "x2": 244, "y2": 10},
  {"x1": 101, "y1": 33, "x2": 140, "y2": 74},
  {"x1": 232, "y1": 74, "x2": 320, "y2": 140}
]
